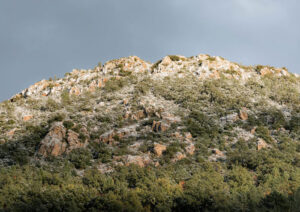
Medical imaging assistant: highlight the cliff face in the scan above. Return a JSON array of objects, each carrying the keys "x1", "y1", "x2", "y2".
[{"x1": 0, "y1": 54, "x2": 299, "y2": 169}]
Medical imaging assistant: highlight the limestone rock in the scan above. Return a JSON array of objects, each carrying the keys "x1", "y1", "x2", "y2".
[
  {"x1": 172, "y1": 152, "x2": 186, "y2": 162},
  {"x1": 67, "y1": 130, "x2": 87, "y2": 151},
  {"x1": 23, "y1": 115, "x2": 33, "y2": 122},
  {"x1": 160, "y1": 56, "x2": 172, "y2": 66},
  {"x1": 209, "y1": 149, "x2": 226, "y2": 162},
  {"x1": 185, "y1": 143, "x2": 195, "y2": 155},
  {"x1": 7, "y1": 129, "x2": 16, "y2": 138},
  {"x1": 100, "y1": 130, "x2": 115, "y2": 144},
  {"x1": 212, "y1": 148, "x2": 224, "y2": 156},
  {"x1": 257, "y1": 138, "x2": 268, "y2": 151},
  {"x1": 125, "y1": 155, "x2": 151, "y2": 167},
  {"x1": 239, "y1": 108, "x2": 248, "y2": 121},
  {"x1": 38, "y1": 122, "x2": 67, "y2": 157},
  {"x1": 152, "y1": 121, "x2": 169, "y2": 132},
  {"x1": 153, "y1": 143, "x2": 167, "y2": 156},
  {"x1": 251, "y1": 127, "x2": 257, "y2": 134}
]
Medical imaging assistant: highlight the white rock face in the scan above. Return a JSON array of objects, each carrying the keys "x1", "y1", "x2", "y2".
[{"x1": 10, "y1": 54, "x2": 292, "y2": 102}]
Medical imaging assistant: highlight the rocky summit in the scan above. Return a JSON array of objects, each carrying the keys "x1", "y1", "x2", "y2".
[{"x1": 0, "y1": 54, "x2": 300, "y2": 211}]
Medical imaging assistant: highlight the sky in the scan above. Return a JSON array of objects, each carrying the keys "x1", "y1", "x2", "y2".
[{"x1": 0, "y1": 0, "x2": 299, "y2": 101}]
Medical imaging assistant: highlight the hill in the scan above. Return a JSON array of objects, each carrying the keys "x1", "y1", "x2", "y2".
[{"x1": 0, "y1": 54, "x2": 300, "y2": 211}]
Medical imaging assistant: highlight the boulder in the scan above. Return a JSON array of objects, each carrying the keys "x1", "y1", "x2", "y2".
[
  {"x1": 23, "y1": 115, "x2": 33, "y2": 122},
  {"x1": 7, "y1": 129, "x2": 16, "y2": 138},
  {"x1": 172, "y1": 152, "x2": 186, "y2": 162},
  {"x1": 212, "y1": 148, "x2": 224, "y2": 156},
  {"x1": 259, "y1": 67, "x2": 273, "y2": 76},
  {"x1": 70, "y1": 87, "x2": 81, "y2": 95},
  {"x1": 152, "y1": 121, "x2": 169, "y2": 132},
  {"x1": 185, "y1": 143, "x2": 195, "y2": 155},
  {"x1": 209, "y1": 148, "x2": 226, "y2": 162},
  {"x1": 125, "y1": 155, "x2": 151, "y2": 167},
  {"x1": 160, "y1": 56, "x2": 172, "y2": 66},
  {"x1": 257, "y1": 138, "x2": 267, "y2": 151},
  {"x1": 100, "y1": 130, "x2": 115, "y2": 144},
  {"x1": 239, "y1": 108, "x2": 248, "y2": 121},
  {"x1": 251, "y1": 127, "x2": 257, "y2": 134},
  {"x1": 185, "y1": 132, "x2": 193, "y2": 140},
  {"x1": 67, "y1": 130, "x2": 87, "y2": 151},
  {"x1": 38, "y1": 122, "x2": 67, "y2": 157},
  {"x1": 153, "y1": 143, "x2": 167, "y2": 156}
]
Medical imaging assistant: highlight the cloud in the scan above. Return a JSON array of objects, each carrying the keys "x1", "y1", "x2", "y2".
[{"x1": 0, "y1": 0, "x2": 299, "y2": 101}]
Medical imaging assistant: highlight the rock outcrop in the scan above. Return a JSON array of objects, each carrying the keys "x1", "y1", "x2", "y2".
[
  {"x1": 153, "y1": 143, "x2": 167, "y2": 156},
  {"x1": 38, "y1": 122, "x2": 88, "y2": 157},
  {"x1": 38, "y1": 123, "x2": 67, "y2": 157}
]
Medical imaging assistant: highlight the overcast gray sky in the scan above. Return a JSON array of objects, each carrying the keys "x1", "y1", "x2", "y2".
[{"x1": 0, "y1": 0, "x2": 299, "y2": 101}]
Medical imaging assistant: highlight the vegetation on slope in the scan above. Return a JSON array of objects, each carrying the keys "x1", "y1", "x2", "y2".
[{"x1": 0, "y1": 55, "x2": 300, "y2": 211}]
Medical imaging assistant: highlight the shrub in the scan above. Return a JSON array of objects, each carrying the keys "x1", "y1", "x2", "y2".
[
  {"x1": 68, "y1": 148, "x2": 92, "y2": 169},
  {"x1": 45, "y1": 98, "x2": 60, "y2": 112},
  {"x1": 255, "y1": 126, "x2": 272, "y2": 143},
  {"x1": 168, "y1": 55, "x2": 181, "y2": 61},
  {"x1": 63, "y1": 120, "x2": 74, "y2": 129},
  {"x1": 61, "y1": 89, "x2": 71, "y2": 105}
]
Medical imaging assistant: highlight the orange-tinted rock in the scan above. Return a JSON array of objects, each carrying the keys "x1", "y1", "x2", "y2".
[
  {"x1": 23, "y1": 115, "x2": 33, "y2": 122},
  {"x1": 161, "y1": 56, "x2": 172, "y2": 66},
  {"x1": 51, "y1": 142, "x2": 67, "y2": 157},
  {"x1": 172, "y1": 152, "x2": 186, "y2": 162},
  {"x1": 257, "y1": 138, "x2": 267, "y2": 151},
  {"x1": 260, "y1": 67, "x2": 273, "y2": 76},
  {"x1": 173, "y1": 132, "x2": 182, "y2": 139},
  {"x1": 70, "y1": 87, "x2": 81, "y2": 95},
  {"x1": 38, "y1": 123, "x2": 67, "y2": 157},
  {"x1": 179, "y1": 181, "x2": 185, "y2": 189},
  {"x1": 161, "y1": 112, "x2": 181, "y2": 124},
  {"x1": 251, "y1": 127, "x2": 257, "y2": 134},
  {"x1": 135, "y1": 110, "x2": 145, "y2": 120},
  {"x1": 89, "y1": 82, "x2": 97, "y2": 92},
  {"x1": 67, "y1": 130, "x2": 86, "y2": 151},
  {"x1": 124, "y1": 111, "x2": 130, "y2": 119},
  {"x1": 152, "y1": 121, "x2": 169, "y2": 132},
  {"x1": 185, "y1": 143, "x2": 195, "y2": 155},
  {"x1": 153, "y1": 143, "x2": 167, "y2": 156},
  {"x1": 125, "y1": 155, "x2": 151, "y2": 167},
  {"x1": 212, "y1": 148, "x2": 224, "y2": 156},
  {"x1": 185, "y1": 132, "x2": 193, "y2": 140},
  {"x1": 122, "y1": 99, "x2": 129, "y2": 105},
  {"x1": 239, "y1": 108, "x2": 248, "y2": 121},
  {"x1": 98, "y1": 80, "x2": 103, "y2": 88},
  {"x1": 7, "y1": 129, "x2": 16, "y2": 137},
  {"x1": 210, "y1": 70, "x2": 220, "y2": 79},
  {"x1": 100, "y1": 130, "x2": 115, "y2": 144}
]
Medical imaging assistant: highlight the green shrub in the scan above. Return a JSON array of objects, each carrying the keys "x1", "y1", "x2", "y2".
[
  {"x1": 255, "y1": 126, "x2": 272, "y2": 143},
  {"x1": 63, "y1": 120, "x2": 74, "y2": 129},
  {"x1": 103, "y1": 77, "x2": 129, "y2": 92},
  {"x1": 67, "y1": 148, "x2": 92, "y2": 169},
  {"x1": 61, "y1": 89, "x2": 71, "y2": 105},
  {"x1": 45, "y1": 98, "x2": 60, "y2": 112},
  {"x1": 168, "y1": 55, "x2": 181, "y2": 61}
]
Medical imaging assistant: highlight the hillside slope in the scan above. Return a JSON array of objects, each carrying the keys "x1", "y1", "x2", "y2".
[{"x1": 0, "y1": 54, "x2": 300, "y2": 211}]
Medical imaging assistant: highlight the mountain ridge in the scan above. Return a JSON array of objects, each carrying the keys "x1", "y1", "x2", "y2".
[{"x1": 0, "y1": 53, "x2": 300, "y2": 211}]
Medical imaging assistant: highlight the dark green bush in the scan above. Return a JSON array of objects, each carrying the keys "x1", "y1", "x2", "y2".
[
  {"x1": 255, "y1": 126, "x2": 272, "y2": 143},
  {"x1": 63, "y1": 120, "x2": 74, "y2": 129},
  {"x1": 67, "y1": 148, "x2": 92, "y2": 169}
]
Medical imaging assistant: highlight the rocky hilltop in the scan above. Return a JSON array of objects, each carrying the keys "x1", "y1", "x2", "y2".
[{"x1": 0, "y1": 54, "x2": 300, "y2": 211}]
